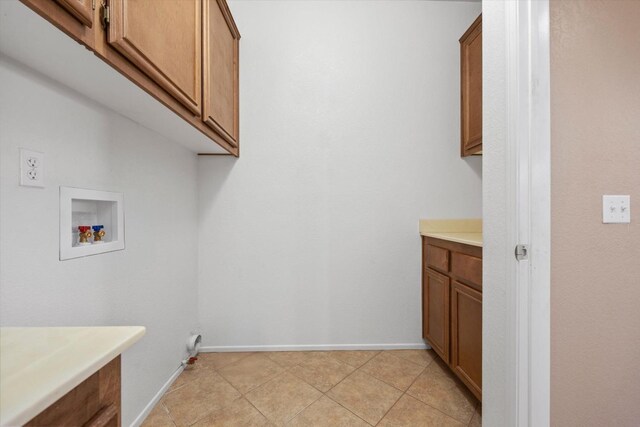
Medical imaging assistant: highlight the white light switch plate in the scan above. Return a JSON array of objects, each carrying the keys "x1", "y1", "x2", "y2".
[
  {"x1": 602, "y1": 195, "x2": 630, "y2": 223},
  {"x1": 19, "y1": 148, "x2": 44, "y2": 188}
]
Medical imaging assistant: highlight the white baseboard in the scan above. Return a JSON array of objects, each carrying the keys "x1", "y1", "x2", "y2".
[
  {"x1": 199, "y1": 343, "x2": 430, "y2": 352},
  {"x1": 130, "y1": 364, "x2": 185, "y2": 427}
]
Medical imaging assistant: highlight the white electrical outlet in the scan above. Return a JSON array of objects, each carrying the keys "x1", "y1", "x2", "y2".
[
  {"x1": 19, "y1": 149, "x2": 44, "y2": 188},
  {"x1": 602, "y1": 195, "x2": 631, "y2": 224}
]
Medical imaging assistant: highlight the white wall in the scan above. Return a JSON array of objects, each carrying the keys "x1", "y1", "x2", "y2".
[
  {"x1": 0, "y1": 57, "x2": 199, "y2": 426},
  {"x1": 198, "y1": 1, "x2": 483, "y2": 350}
]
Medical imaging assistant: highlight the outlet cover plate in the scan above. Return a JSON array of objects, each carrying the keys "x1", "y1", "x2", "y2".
[
  {"x1": 602, "y1": 195, "x2": 631, "y2": 224},
  {"x1": 20, "y1": 148, "x2": 44, "y2": 188}
]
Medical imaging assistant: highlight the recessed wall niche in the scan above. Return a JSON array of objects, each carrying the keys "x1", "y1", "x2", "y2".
[{"x1": 59, "y1": 187, "x2": 124, "y2": 260}]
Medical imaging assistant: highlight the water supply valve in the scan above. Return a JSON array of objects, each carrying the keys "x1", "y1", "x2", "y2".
[{"x1": 92, "y1": 225, "x2": 105, "y2": 243}]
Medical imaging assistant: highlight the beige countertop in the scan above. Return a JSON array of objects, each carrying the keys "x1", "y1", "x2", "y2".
[
  {"x1": 419, "y1": 219, "x2": 483, "y2": 247},
  {"x1": 0, "y1": 326, "x2": 145, "y2": 426}
]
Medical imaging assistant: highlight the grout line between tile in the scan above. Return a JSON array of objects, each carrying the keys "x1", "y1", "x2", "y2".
[
  {"x1": 163, "y1": 403, "x2": 182, "y2": 427},
  {"x1": 178, "y1": 370, "x2": 251, "y2": 426},
  {"x1": 213, "y1": 368, "x2": 244, "y2": 395},
  {"x1": 373, "y1": 394, "x2": 402, "y2": 426},
  {"x1": 372, "y1": 363, "x2": 427, "y2": 426},
  {"x1": 388, "y1": 349, "x2": 437, "y2": 369},
  {"x1": 286, "y1": 353, "x2": 357, "y2": 394},
  {"x1": 424, "y1": 399, "x2": 473, "y2": 427},
  {"x1": 207, "y1": 351, "x2": 255, "y2": 371},
  {"x1": 360, "y1": 352, "x2": 427, "y2": 394},
  {"x1": 243, "y1": 395, "x2": 273, "y2": 424},
  {"x1": 322, "y1": 393, "x2": 375, "y2": 426},
  {"x1": 322, "y1": 362, "x2": 380, "y2": 425},
  {"x1": 215, "y1": 354, "x2": 285, "y2": 396},
  {"x1": 159, "y1": 401, "x2": 178, "y2": 427},
  {"x1": 325, "y1": 359, "x2": 408, "y2": 426},
  {"x1": 286, "y1": 366, "x2": 331, "y2": 394},
  {"x1": 283, "y1": 390, "x2": 325, "y2": 425},
  {"x1": 467, "y1": 401, "x2": 481, "y2": 427},
  {"x1": 404, "y1": 364, "x2": 478, "y2": 425},
  {"x1": 293, "y1": 380, "x2": 326, "y2": 394},
  {"x1": 325, "y1": 357, "x2": 367, "y2": 392},
  {"x1": 328, "y1": 350, "x2": 381, "y2": 369},
  {"x1": 241, "y1": 368, "x2": 322, "y2": 425}
]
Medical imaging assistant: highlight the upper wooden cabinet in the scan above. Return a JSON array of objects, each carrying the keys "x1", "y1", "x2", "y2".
[
  {"x1": 203, "y1": 0, "x2": 240, "y2": 148},
  {"x1": 19, "y1": 0, "x2": 240, "y2": 156},
  {"x1": 460, "y1": 14, "x2": 482, "y2": 157},
  {"x1": 108, "y1": 0, "x2": 202, "y2": 116},
  {"x1": 55, "y1": 0, "x2": 93, "y2": 27}
]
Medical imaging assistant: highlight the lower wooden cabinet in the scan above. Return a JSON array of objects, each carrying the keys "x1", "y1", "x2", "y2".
[
  {"x1": 25, "y1": 356, "x2": 121, "y2": 427},
  {"x1": 422, "y1": 236, "x2": 482, "y2": 401}
]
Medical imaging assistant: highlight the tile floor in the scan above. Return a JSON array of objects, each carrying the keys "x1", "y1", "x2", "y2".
[{"x1": 142, "y1": 350, "x2": 481, "y2": 426}]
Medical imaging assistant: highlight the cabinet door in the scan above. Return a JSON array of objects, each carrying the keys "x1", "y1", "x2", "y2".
[
  {"x1": 203, "y1": 0, "x2": 240, "y2": 148},
  {"x1": 55, "y1": 0, "x2": 93, "y2": 27},
  {"x1": 108, "y1": 0, "x2": 202, "y2": 115},
  {"x1": 460, "y1": 14, "x2": 482, "y2": 157},
  {"x1": 451, "y1": 280, "x2": 482, "y2": 400},
  {"x1": 423, "y1": 268, "x2": 450, "y2": 363}
]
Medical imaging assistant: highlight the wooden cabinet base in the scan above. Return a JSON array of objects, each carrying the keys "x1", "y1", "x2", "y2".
[
  {"x1": 25, "y1": 356, "x2": 121, "y2": 427},
  {"x1": 422, "y1": 237, "x2": 482, "y2": 400}
]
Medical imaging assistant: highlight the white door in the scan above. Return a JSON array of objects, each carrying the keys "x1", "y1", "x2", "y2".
[{"x1": 483, "y1": 1, "x2": 551, "y2": 425}]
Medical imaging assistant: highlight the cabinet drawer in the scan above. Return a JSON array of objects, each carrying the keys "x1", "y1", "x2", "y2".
[
  {"x1": 451, "y1": 252, "x2": 482, "y2": 288},
  {"x1": 426, "y1": 245, "x2": 449, "y2": 273}
]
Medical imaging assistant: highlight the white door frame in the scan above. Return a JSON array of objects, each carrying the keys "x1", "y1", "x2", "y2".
[
  {"x1": 484, "y1": 0, "x2": 551, "y2": 425},
  {"x1": 510, "y1": 0, "x2": 551, "y2": 425}
]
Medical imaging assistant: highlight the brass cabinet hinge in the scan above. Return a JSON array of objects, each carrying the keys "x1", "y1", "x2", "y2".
[{"x1": 100, "y1": 2, "x2": 110, "y2": 29}]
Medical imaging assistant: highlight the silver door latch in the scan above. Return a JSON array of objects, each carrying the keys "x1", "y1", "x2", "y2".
[{"x1": 515, "y1": 244, "x2": 529, "y2": 261}]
